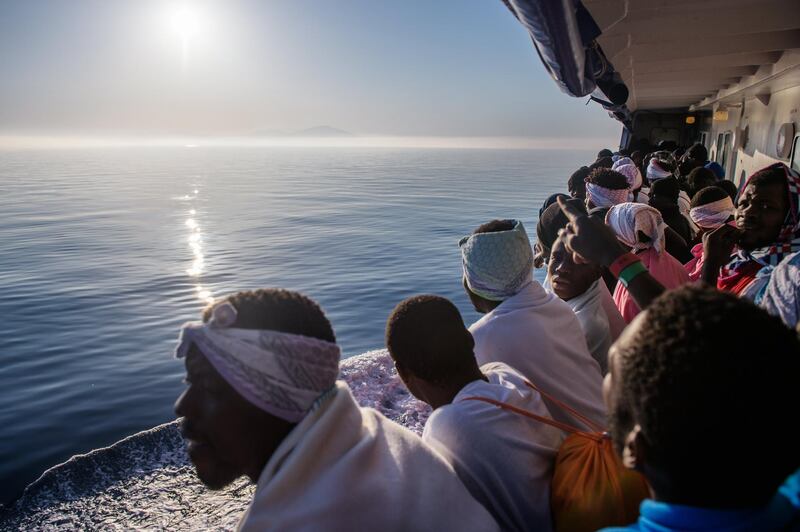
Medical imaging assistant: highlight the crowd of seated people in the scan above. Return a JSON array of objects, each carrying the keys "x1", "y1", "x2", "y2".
[
  {"x1": 556, "y1": 146, "x2": 800, "y2": 329},
  {"x1": 168, "y1": 144, "x2": 800, "y2": 531}
]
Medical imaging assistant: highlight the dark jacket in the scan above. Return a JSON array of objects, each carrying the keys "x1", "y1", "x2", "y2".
[{"x1": 648, "y1": 197, "x2": 693, "y2": 262}]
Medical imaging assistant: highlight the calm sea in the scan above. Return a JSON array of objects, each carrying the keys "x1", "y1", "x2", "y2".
[{"x1": 0, "y1": 146, "x2": 594, "y2": 504}]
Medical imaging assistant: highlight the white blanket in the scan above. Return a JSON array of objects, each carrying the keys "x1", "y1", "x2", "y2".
[
  {"x1": 761, "y1": 251, "x2": 800, "y2": 327},
  {"x1": 542, "y1": 278, "x2": 624, "y2": 375},
  {"x1": 238, "y1": 382, "x2": 498, "y2": 532},
  {"x1": 469, "y1": 282, "x2": 607, "y2": 431}
]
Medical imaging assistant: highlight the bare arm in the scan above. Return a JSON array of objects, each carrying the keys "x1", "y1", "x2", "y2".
[{"x1": 557, "y1": 197, "x2": 666, "y2": 311}]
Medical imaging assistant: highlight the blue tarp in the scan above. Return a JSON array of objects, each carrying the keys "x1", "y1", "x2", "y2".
[{"x1": 502, "y1": 0, "x2": 631, "y2": 125}]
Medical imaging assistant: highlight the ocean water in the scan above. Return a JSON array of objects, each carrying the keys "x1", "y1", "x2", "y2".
[{"x1": 0, "y1": 146, "x2": 593, "y2": 506}]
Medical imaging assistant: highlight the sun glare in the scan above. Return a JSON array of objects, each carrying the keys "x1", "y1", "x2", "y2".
[
  {"x1": 162, "y1": 2, "x2": 207, "y2": 68},
  {"x1": 167, "y1": 3, "x2": 203, "y2": 40}
]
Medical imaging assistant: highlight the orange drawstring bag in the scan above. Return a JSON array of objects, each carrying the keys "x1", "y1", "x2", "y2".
[{"x1": 466, "y1": 380, "x2": 650, "y2": 532}]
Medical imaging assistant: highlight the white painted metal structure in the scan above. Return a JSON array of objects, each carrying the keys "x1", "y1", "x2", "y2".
[{"x1": 583, "y1": 0, "x2": 800, "y2": 185}]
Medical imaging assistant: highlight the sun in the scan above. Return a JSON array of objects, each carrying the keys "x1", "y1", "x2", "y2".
[
  {"x1": 161, "y1": 2, "x2": 208, "y2": 68},
  {"x1": 166, "y1": 3, "x2": 204, "y2": 40}
]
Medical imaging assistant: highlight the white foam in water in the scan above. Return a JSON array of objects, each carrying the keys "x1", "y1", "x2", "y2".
[{"x1": 0, "y1": 350, "x2": 429, "y2": 531}]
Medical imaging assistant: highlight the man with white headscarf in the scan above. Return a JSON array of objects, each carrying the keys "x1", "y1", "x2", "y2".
[
  {"x1": 583, "y1": 167, "x2": 630, "y2": 215},
  {"x1": 611, "y1": 156, "x2": 633, "y2": 171},
  {"x1": 174, "y1": 288, "x2": 499, "y2": 532},
  {"x1": 646, "y1": 158, "x2": 674, "y2": 183},
  {"x1": 685, "y1": 186, "x2": 736, "y2": 281},
  {"x1": 689, "y1": 188, "x2": 736, "y2": 232},
  {"x1": 459, "y1": 219, "x2": 606, "y2": 430},
  {"x1": 605, "y1": 204, "x2": 691, "y2": 321},
  {"x1": 615, "y1": 163, "x2": 649, "y2": 204},
  {"x1": 647, "y1": 156, "x2": 692, "y2": 217}
]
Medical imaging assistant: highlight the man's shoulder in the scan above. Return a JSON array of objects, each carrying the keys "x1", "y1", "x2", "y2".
[
  {"x1": 443, "y1": 364, "x2": 535, "y2": 418},
  {"x1": 469, "y1": 292, "x2": 573, "y2": 333},
  {"x1": 468, "y1": 311, "x2": 494, "y2": 334},
  {"x1": 481, "y1": 361, "x2": 529, "y2": 385},
  {"x1": 427, "y1": 397, "x2": 481, "y2": 430},
  {"x1": 426, "y1": 381, "x2": 508, "y2": 439},
  {"x1": 359, "y1": 406, "x2": 421, "y2": 439},
  {"x1": 424, "y1": 406, "x2": 475, "y2": 454}
]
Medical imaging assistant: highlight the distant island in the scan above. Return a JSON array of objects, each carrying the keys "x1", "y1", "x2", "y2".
[{"x1": 291, "y1": 126, "x2": 355, "y2": 138}]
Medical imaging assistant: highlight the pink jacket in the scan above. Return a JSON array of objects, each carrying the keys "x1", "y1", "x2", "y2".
[
  {"x1": 613, "y1": 248, "x2": 691, "y2": 322},
  {"x1": 684, "y1": 243, "x2": 705, "y2": 282}
]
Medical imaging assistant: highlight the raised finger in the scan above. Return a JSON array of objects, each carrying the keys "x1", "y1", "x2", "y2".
[{"x1": 557, "y1": 196, "x2": 587, "y2": 223}]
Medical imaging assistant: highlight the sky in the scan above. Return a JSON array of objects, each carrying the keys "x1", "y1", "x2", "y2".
[{"x1": 0, "y1": 0, "x2": 621, "y2": 146}]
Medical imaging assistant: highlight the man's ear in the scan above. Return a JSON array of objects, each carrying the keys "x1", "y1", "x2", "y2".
[
  {"x1": 393, "y1": 363, "x2": 429, "y2": 405},
  {"x1": 394, "y1": 360, "x2": 410, "y2": 382},
  {"x1": 622, "y1": 424, "x2": 646, "y2": 471},
  {"x1": 533, "y1": 243, "x2": 546, "y2": 269}
]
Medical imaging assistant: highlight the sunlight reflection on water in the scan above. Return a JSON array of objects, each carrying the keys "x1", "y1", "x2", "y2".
[{"x1": 183, "y1": 189, "x2": 213, "y2": 304}]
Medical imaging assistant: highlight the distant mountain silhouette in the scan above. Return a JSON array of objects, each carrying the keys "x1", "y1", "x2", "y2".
[{"x1": 292, "y1": 126, "x2": 355, "y2": 137}]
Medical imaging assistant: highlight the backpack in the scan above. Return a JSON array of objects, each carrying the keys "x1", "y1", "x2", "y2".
[{"x1": 466, "y1": 380, "x2": 650, "y2": 532}]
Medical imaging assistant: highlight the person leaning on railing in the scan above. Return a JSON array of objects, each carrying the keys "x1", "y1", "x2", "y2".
[{"x1": 556, "y1": 197, "x2": 800, "y2": 531}]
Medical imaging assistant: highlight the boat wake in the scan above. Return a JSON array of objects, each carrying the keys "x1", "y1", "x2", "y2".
[{"x1": 0, "y1": 350, "x2": 430, "y2": 531}]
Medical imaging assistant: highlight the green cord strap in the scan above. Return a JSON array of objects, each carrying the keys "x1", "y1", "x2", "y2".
[{"x1": 618, "y1": 261, "x2": 648, "y2": 288}]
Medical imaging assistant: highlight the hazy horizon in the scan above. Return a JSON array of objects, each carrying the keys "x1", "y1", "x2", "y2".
[
  {"x1": 0, "y1": 0, "x2": 621, "y2": 148},
  {"x1": 0, "y1": 133, "x2": 618, "y2": 151}
]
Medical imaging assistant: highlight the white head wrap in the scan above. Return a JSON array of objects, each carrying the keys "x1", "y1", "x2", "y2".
[
  {"x1": 612, "y1": 157, "x2": 633, "y2": 170},
  {"x1": 689, "y1": 197, "x2": 735, "y2": 229},
  {"x1": 175, "y1": 302, "x2": 340, "y2": 422},
  {"x1": 586, "y1": 182, "x2": 630, "y2": 208},
  {"x1": 647, "y1": 160, "x2": 673, "y2": 182},
  {"x1": 459, "y1": 219, "x2": 533, "y2": 301},
  {"x1": 615, "y1": 164, "x2": 643, "y2": 192},
  {"x1": 605, "y1": 203, "x2": 666, "y2": 253}
]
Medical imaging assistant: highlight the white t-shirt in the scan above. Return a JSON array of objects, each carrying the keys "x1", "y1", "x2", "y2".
[
  {"x1": 423, "y1": 362, "x2": 563, "y2": 532},
  {"x1": 469, "y1": 281, "x2": 607, "y2": 431},
  {"x1": 560, "y1": 280, "x2": 614, "y2": 374}
]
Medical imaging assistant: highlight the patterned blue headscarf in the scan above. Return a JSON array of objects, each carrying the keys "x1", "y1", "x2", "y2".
[{"x1": 459, "y1": 219, "x2": 534, "y2": 301}]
